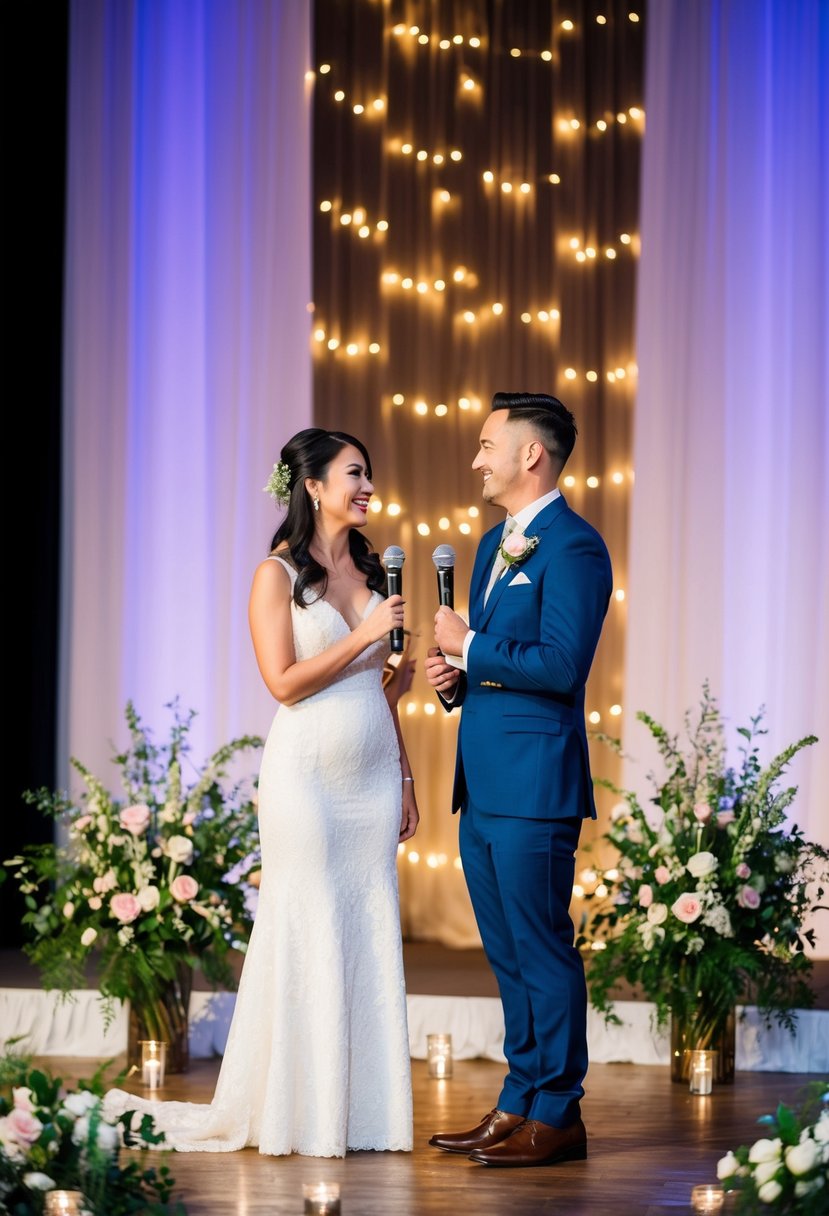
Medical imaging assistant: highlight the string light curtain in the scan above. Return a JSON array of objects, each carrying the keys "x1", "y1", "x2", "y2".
[
  {"x1": 625, "y1": 0, "x2": 829, "y2": 898},
  {"x1": 62, "y1": 0, "x2": 312, "y2": 783},
  {"x1": 311, "y1": 0, "x2": 645, "y2": 943}
]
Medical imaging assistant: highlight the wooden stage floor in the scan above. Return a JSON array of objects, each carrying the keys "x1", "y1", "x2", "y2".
[{"x1": 40, "y1": 1054, "x2": 823, "y2": 1216}]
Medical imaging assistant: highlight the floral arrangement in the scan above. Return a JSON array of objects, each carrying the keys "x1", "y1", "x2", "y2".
[
  {"x1": 6, "y1": 702, "x2": 263, "y2": 1052},
  {"x1": 499, "y1": 530, "x2": 538, "y2": 567},
  {"x1": 716, "y1": 1080, "x2": 828, "y2": 1213},
  {"x1": 578, "y1": 684, "x2": 828, "y2": 1045},
  {"x1": 263, "y1": 460, "x2": 292, "y2": 506},
  {"x1": 0, "y1": 1044, "x2": 186, "y2": 1215}
]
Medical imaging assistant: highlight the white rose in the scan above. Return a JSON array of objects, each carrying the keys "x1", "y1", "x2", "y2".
[
  {"x1": 749, "y1": 1137, "x2": 782, "y2": 1165},
  {"x1": 753, "y1": 1159, "x2": 780, "y2": 1186},
  {"x1": 686, "y1": 851, "x2": 718, "y2": 879},
  {"x1": 165, "y1": 835, "x2": 194, "y2": 865},
  {"x1": 785, "y1": 1137, "x2": 821, "y2": 1176},
  {"x1": 23, "y1": 1172, "x2": 55, "y2": 1191},
  {"x1": 61, "y1": 1090, "x2": 99, "y2": 1118},
  {"x1": 137, "y1": 886, "x2": 160, "y2": 912},
  {"x1": 717, "y1": 1151, "x2": 739, "y2": 1179},
  {"x1": 757, "y1": 1179, "x2": 782, "y2": 1203},
  {"x1": 647, "y1": 902, "x2": 668, "y2": 925},
  {"x1": 80, "y1": 927, "x2": 97, "y2": 947},
  {"x1": 95, "y1": 1120, "x2": 120, "y2": 1153}
]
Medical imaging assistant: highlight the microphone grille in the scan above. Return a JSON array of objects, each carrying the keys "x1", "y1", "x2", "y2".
[
  {"x1": 381, "y1": 545, "x2": 406, "y2": 569},
  {"x1": 432, "y1": 544, "x2": 456, "y2": 569}
]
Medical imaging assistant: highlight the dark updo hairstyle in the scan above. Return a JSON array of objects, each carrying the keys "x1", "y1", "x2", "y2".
[
  {"x1": 269, "y1": 427, "x2": 385, "y2": 608},
  {"x1": 491, "y1": 391, "x2": 577, "y2": 470}
]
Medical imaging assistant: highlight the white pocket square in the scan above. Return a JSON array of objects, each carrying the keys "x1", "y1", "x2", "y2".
[{"x1": 508, "y1": 571, "x2": 532, "y2": 585}]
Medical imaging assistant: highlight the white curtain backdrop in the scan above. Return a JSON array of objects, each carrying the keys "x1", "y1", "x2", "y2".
[
  {"x1": 61, "y1": 0, "x2": 312, "y2": 782},
  {"x1": 625, "y1": 0, "x2": 829, "y2": 951}
]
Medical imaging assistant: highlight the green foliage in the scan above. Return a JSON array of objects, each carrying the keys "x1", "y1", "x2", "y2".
[{"x1": 580, "y1": 683, "x2": 827, "y2": 1038}]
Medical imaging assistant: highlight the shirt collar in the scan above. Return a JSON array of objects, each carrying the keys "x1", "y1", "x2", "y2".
[{"x1": 508, "y1": 487, "x2": 561, "y2": 534}]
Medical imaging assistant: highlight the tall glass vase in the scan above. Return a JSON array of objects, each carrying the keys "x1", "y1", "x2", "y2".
[
  {"x1": 127, "y1": 964, "x2": 192, "y2": 1075},
  {"x1": 670, "y1": 1005, "x2": 736, "y2": 1084}
]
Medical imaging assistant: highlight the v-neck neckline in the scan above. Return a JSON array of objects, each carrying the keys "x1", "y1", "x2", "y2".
[{"x1": 319, "y1": 591, "x2": 377, "y2": 634}]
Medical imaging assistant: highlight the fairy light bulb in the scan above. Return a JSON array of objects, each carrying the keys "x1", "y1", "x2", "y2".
[
  {"x1": 468, "y1": 506, "x2": 479, "y2": 518},
  {"x1": 615, "y1": 589, "x2": 626, "y2": 602},
  {"x1": 588, "y1": 711, "x2": 601, "y2": 725},
  {"x1": 549, "y1": 173, "x2": 561, "y2": 184},
  {"x1": 368, "y1": 342, "x2": 380, "y2": 354},
  {"x1": 392, "y1": 393, "x2": 405, "y2": 405},
  {"x1": 541, "y1": 50, "x2": 552, "y2": 61},
  {"x1": 492, "y1": 302, "x2": 504, "y2": 315},
  {"x1": 435, "y1": 404, "x2": 448, "y2": 418},
  {"x1": 417, "y1": 523, "x2": 430, "y2": 536},
  {"x1": 415, "y1": 400, "x2": 428, "y2": 415},
  {"x1": 459, "y1": 522, "x2": 471, "y2": 535},
  {"x1": 610, "y1": 704, "x2": 622, "y2": 716},
  {"x1": 327, "y1": 338, "x2": 339, "y2": 350},
  {"x1": 387, "y1": 503, "x2": 402, "y2": 516},
  {"x1": 564, "y1": 368, "x2": 577, "y2": 379},
  {"x1": 314, "y1": 328, "x2": 325, "y2": 341},
  {"x1": 563, "y1": 475, "x2": 576, "y2": 487},
  {"x1": 438, "y1": 517, "x2": 450, "y2": 529},
  {"x1": 319, "y1": 200, "x2": 332, "y2": 212}
]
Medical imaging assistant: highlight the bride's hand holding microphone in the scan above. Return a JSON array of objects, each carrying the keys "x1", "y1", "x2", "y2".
[{"x1": 359, "y1": 592, "x2": 406, "y2": 646}]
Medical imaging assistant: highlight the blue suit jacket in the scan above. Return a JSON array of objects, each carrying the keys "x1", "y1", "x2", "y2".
[{"x1": 445, "y1": 494, "x2": 612, "y2": 819}]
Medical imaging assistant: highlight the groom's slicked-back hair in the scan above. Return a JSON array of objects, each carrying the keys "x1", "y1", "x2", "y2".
[{"x1": 492, "y1": 391, "x2": 577, "y2": 470}]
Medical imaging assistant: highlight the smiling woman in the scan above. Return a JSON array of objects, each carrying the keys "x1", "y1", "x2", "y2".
[{"x1": 104, "y1": 425, "x2": 419, "y2": 1157}]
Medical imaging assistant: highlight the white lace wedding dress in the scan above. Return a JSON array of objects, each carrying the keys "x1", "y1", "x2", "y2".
[{"x1": 104, "y1": 556, "x2": 413, "y2": 1156}]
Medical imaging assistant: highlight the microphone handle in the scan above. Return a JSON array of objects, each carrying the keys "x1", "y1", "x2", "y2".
[
  {"x1": 387, "y1": 567, "x2": 405, "y2": 653},
  {"x1": 437, "y1": 568, "x2": 454, "y2": 609}
]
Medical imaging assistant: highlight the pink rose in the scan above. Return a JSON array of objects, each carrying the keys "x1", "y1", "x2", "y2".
[
  {"x1": 654, "y1": 866, "x2": 671, "y2": 885},
  {"x1": 93, "y1": 870, "x2": 117, "y2": 895},
  {"x1": 693, "y1": 802, "x2": 712, "y2": 824},
  {"x1": 503, "y1": 533, "x2": 528, "y2": 557},
  {"x1": 170, "y1": 875, "x2": 199, "y2": 903},
  {"x1": 638, "y1": 884, "x2": 653, "y2": 908},
  {"x1": 119, "y1": 804, "x2": 151, "y2": 835},
  {"x1": 6, "y1": 1107, "x2": 43, "y2": 1144},
  {"x1": 736, "y1": 862, "x2": 751, "y2": 879},
  {"x1": 672, "y1": 892, "x2": 703, "y2": 924},
  {"x1": 12, "y1": 1087, "x2": 35, "y2": 1113},
  {"x1": 110, "y1": 893, "x2": 141, "y2": 923},
  {"x1": 716, "y1": 810, "x2": 736, "y2": 826},
  {"x1": 738, "y1": 885, "x2": 761, "y2": 910},
  {"x1": 72, "y1": 814, "x2": 92, "y2": 832}
]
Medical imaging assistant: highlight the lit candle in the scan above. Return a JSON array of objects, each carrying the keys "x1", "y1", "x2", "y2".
[
  {"x1": 140, "y1": 1039, "x2": 167, "y2": 1089},
  {"x1": 690, "y1": 1183, "x2": 724, "y2": 1213},
  {"x1": 44, "y1": 1194, "x2": 86, "y2": 1215},
  {"x1": 426, "y1": 1033, "x2": 454, "y2": 1079},
  {"x1": 689, "y1": 1050, "x2": 714, "y2": 1096},
  {"x1": 302, "y1": 1182, "x2": 341, "y2": 1214}
]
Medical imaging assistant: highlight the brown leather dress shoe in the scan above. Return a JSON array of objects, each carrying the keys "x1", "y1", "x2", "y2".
[
  {"x1": 428, "y1": 1108, "x2": 525, "y2": 1154},
  {"x1": 468, "y1": 1117, "x2": 587, "y2": 1167}
]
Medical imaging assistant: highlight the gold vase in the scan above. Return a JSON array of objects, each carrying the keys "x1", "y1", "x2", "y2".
[
  {"x1": 670, "y1": 1006, "x2": 736, "y2": 1084},
  {"x1": 127, "y1": 965, "x2": 192, "y2": 1075}
]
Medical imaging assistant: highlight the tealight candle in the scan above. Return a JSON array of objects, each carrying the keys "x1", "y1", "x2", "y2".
[
  {"x1": 302, "y1": 1182, "x2": 341, "y2": 1214},
  {"x1": 689, "y1": 1050, "x2": 714, "y2": 1096},
  {"x1": 426, "y1": 1032, "x2": 453, "y2": 1079},
  {"x1": 140, "y1": 1039, "x2": 167, "y2": 1089},
  {"x1": 690, "y1": 1183, "x2": 724, "y2": 1213},
  {"x1": 44, "y1": 1193, "x2": 86, "y2": 1215}
]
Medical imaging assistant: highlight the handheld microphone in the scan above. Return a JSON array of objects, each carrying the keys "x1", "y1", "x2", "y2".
[
  {"x1": 381, "y1": 545, "x2": 406, "y2": 653},
  {"x1": 431, "y1": 544, "x2": 456, "y2": 609}
]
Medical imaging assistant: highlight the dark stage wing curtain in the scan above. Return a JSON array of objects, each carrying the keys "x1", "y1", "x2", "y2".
[{"x1": 312, "y1": 0, "x2": 644, "y2": 942}]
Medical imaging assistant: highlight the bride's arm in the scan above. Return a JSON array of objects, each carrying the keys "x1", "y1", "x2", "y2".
[
  {"x1": 248, "y1": 559, "x2": 404, "y2": 706},
  {"x1": 389, "y1": 704, "x2": 419, "y2": 841}
]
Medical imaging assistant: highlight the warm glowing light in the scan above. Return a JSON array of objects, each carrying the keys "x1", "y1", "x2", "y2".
[
  {"x1": 596, "y1": 14, "x2": 607, "y2": 23},
  {"x1": 469, "y1": 36, "x2": 481, "y2": 48},
  {"x1": 435, "y1": 404, "x2": 448, "y2": 418},
  {"x1": 549, "y1": 173, "x2": 561, "y2": 184},
  {"x1": 393, "y1": 23, "x2": 406, "y2": 36},
  {"x1": 607, "y1": 371, "x2": 616, "y2": 382},
  {"x1": 439, "y1": 516, "x2": 450, "y2": 529},
  {"x1": 586, "y1": 246, "x2": 596, "y2": 258},
  {"x1": 417, "y1": 281, "x2": 428, "y2": 293},
  {"x1": 617, "y1": 112, "x2": 627, "y2": 124},
  {"x1": 453, "y1": 267, "x2": 467, "y2": 281},
  {"x1": 313, "y1": 328, "x2": 325, "y2": 341},
  {"x1": 561, "y1": 19, "x2": 574, "y2": 31},
  {"x1": 319, "y1": 200, "x2": 332, "y2": 212},
  {"x1": 586, "y1": 370, "x2": 598, "y2": 382},
  {"x1": 409, "y1": 25, "x2": 419, "y2": 35},
  {"x1": 334, "y1": 90, "x2": 345, "y2": 102},
  {"x1": 610, "y1": 704, "x2": 622, "y2": 716},
  {"x1": 510, "y1": 47, "x2": 521, "y2": 57},
  {"x1": 520, "y1": 312, "x2": 531, "y2": 323},
  {"x1": 563, "y1": 475, "x2": 576, "y2": 488},
  {"x1": 572, "y1": 884, "x2": 585, "y2": 898},
  {"x1": 615, "y1": 367, "x2": 626, "y2": 378},
  {"x1": 353, "y1": 103, "x2": 364, "y2": 115},
  {"x1": 501, "y1": 181, "x2": 513, "y2": 194},
  {"x1": 463, "y1": 310, "x2": 476, "y2": 323},
  {"x1": 358, "y1": 225, "x2": 370, "y2": 238},
  {"x1": 620, "y1": 232, "x2": 631, "y2": 244},
  {"x1": 541, "y1": 50, "x2": 552, "y2": 61},
  {"x1": 417, "y1": 522, "x2": 431, "y2": 536},
  {"x1": 588, "y1": 711, "x2": 601, "y2": 725},
  {"x1": 370, "y1": 499, "x2": 382, "y2": 513},
  {"x1": 570, "y1": 118, "x2": 581, "y2": 130},
  {"x1": 605, "y1": 247, "x2": 617, "y2": 259},
  {"x1": 402, "y1": 277, "x2": 413, "y2": 289},
  {"x1": 611, "y1": 471, "x2": 624, "y2": 484},
  {"x1": 458, "y1": 397, "x2": 471, "y2": 409},
  {"x1": 368, "y1": 342, "x2": 380, "y2": 354},
  {"x1": 418, "y1": 33, "x2": 429, "y2": 45},
  {"x1": 434, "y1": 154, "x2": 445, "y2": 165},
  {"x1": 340, "y1": 213, "x2": 352, "y2": 225},
  {"x1": 576, "y1": 251, "x2": 586, "y2": 262},
  {"x1": 305, "y1": 70, "x2": 315, "y2": 82},
  {"x1": 565, "y1": 368, "x2": 577, "y2": 379},
  {"x1": 586, "y1": 476, "x2": 599, "y2": 488},
  {"x1": 462, "y1": 77, "x2": 476, "y2": 92},
  {"x1": 372, "y1": 97, "x2": 385, "y2": 112},
  {"x1": 597, "y1": 119, "x2": 608, "y2": 131},
  {"x1": 453, "y1": 34, "x2": 463, "y2": 45},
  {"x1": 550, "y1": 308, "x2": 560, "y2": 319},
  {"x1": 408, "y1": 850, "x2": 419, "y2": 862},
  {"x1": 392, "y1": 393, "x2": 405, "y2": 405},
  {"x1": 459, "y1": 522, "x2": 472, "y2": 535},
  {"x1": 629, "y1": 12, "x2": 640, "y2": 22},
  {"x1": 615, "y1": 589, "x2": 626, "y2": 602},
  {"x1": 346, "y1": 343, "x2": 359, "y2": 356},
  {"x1": 439, "y1": 38, "x2": 450, "y2": 50},
  {"x1": 569, "y1": 237, "x2": 580, "y2": 250},
  {"x1": 434, "y1": 279, "x2": 446, "y2": 291},
  {"x1": 327, "y1": 338, "x2": 339, "y2": 350},
  {"x1": 387, "y1": 503, "x2": 402, "y2": 516},
  {"x1": 537, "y1": 310, "x2": 549, "y2": 322},
  {"x1": 468, "y1": 506, "x2": 479, "y2": 517},
  {"x1": 417, "y1": 150, "x2": 428, "y2": 161},
  {"x1": 319, "y1": 63, "x2": 331, "y2": 74},
  {"x1": 492, "y1": 302, "x2": 504, "y2": 315},
  {"x1": 520, "y1": 182, "x2": 531, "y2": 194},
  {"x1": 424, "y1": 703, "x2": 437, "y2": 715},
  {"x1": 401, "y1": 142, "x2": 413, "y2": 154},
  {"x1": 483, "y1": 170, "x2": 494, "y2": 183},
  {"x1": 629, "y1": 106, "x2": 642, "y2": 119},
  {"x1": 596, "y1": 884, "x2": 609, "y2": 898},
  {"x1": 581, "y1": 869, "x2": 598, "y2": 884},
  {"x1": 450, "y1": 149, "x2": 463, "y2": 161},
  {"x1": 415, "y1": 401, "x2": 428, "y2": 415},
  {"x1": 377, "y1": 220, "x2": 389, "y2": 231}
]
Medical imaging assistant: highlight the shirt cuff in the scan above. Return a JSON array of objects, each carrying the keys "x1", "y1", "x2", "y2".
[{"x1": 444, "y1": 630, "x2": 475, "y2": 673}]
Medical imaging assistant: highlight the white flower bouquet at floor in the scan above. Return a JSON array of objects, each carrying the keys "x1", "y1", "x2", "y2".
[
  {"x1": 717, "y1": 1080, "x2": 828, "y2": 1213},
  {"x1": 578, "y1": 683, "x2": 828, "y2": 1049},
  {"x1": 6, "y1": 701, "x2": 263, "y2": 1063}
]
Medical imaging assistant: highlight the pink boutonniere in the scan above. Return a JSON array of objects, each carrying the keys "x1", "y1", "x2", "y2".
[{"x1": 499, "y1": 530, "x2": 539, "y2": 567}]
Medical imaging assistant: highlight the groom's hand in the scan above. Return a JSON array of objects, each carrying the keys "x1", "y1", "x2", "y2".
[
  {"x1": 433, "y1": 607, "x2": 471, "y2": 664},
  {"x1": 425, "y1": 646, "x2": 460, "y2": 693}
]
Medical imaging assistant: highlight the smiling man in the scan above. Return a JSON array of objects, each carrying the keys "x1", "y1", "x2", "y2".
[{"x1": 425, "y1": 391, "x2": 612, "y2": 1168}]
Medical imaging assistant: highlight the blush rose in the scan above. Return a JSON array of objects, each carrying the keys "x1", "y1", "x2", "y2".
[{"x1": 170, "y1": 875, "x2": 199, "y2": 902}]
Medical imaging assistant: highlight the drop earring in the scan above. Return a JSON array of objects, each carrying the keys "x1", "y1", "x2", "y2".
[{"x1": 313, "y1": 494, "x2": 320, "y2": 512}]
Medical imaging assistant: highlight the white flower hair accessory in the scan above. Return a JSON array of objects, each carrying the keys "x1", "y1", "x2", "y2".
[
  {"x1": 500, "y1": 530, "x2": 539, "y2": 567},
  {"x1": 264, "y1": 460, "x2": 292, "y2": 506}
]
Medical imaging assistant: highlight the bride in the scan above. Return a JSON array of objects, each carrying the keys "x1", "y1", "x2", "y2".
[{"x1": 105, "y1": 427, "x2": 418, "y2": 1157}]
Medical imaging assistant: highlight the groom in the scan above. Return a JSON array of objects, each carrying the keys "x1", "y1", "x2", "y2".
[{"x1": 425, "y1": 392, "x2": 612, "y2": 1168}]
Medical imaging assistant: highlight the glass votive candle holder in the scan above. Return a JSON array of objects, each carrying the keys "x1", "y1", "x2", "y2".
[
  {"x1": 690, "y1": 1183, "x2": 725, "y2": 1213},
  {"x1": 426, "y1": 1032, "x2": 453, "y2": 1079},
  {"x1": 689, "y1": 1049, "x2": 715, "y2": 1096},
  {"x1": 140, "y1": 1039, "x2": 167, "y2": 1090},
  {"x1": 44, "y1": 1193, "x2": 87, "y2": 1215},
  {"x1": 302, "y1": 1182, "x2": 341, "y2": 1214}
]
